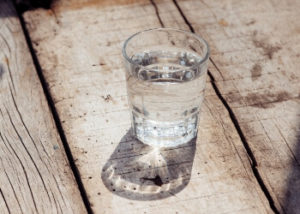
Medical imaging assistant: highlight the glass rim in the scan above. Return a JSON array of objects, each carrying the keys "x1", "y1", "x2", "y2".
[{"x1": 122, "y1": 27, "x2": 210, "y2": 70}]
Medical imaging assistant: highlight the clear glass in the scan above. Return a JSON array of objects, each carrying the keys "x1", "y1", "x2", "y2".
[{"x1": 123, "y1": 28, "x2": 209, "y2": 147}]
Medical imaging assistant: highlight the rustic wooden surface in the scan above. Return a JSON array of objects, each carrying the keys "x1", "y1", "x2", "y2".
[
  {"x1": 20, "y1": 0, "x2": 293, "y2": 213},
  {"x1": 168, "y1": 0, "x2": 300, "y2": 213},
  {"x1": 0, "y1": 0, "x2": 87, "y2": 213}
]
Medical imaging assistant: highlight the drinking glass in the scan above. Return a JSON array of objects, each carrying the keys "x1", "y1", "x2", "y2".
[{"x1": 122, "y1": 28, "x2": 209, "y2": 147}]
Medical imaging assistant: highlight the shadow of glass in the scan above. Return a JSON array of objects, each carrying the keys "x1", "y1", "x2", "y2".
[
  {"x1": 101, "y1": 129, "x2": 196, "y2": 200},
  {"x1": 283, "y1": 119, "x2": 300, "y2": 214}
]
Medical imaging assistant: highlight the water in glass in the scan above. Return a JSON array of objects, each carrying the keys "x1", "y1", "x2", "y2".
[{"x1": 126, "y1": 49, "x2": 207, "y2": 147}]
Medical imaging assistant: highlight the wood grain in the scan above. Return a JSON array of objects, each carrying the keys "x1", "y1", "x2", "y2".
[
  {"x1": 170, "y1": 0, "x2": 300, "y2": 213},
  {"x1": 23, "y1": 0, "x2": 276, "y2": 213},
  {"x1": 0, "y1": 1, "x2": 86, "y2": 213}
]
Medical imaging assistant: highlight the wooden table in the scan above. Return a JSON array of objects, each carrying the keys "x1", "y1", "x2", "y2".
[{"x1": 1, "y1": 0, "x2": 299, "y2": 213}]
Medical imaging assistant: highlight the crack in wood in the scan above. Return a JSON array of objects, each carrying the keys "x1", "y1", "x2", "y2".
[
  {"x1": 1, "y1": 132, "x2": 38, "y2": 213},
  {"x1": 149, "y1": 0, "x2": 164, "y2": 27},
  {"x1": 8, "y1": 84, "x2": 53, "y2": 169},
  {"x1": 0, "y1": 188, "x2": 11, "y2": 214},
  {"x1": 51, "y1": 173, "x2": 68, "y2": 208},
  {"x1": 5, "y1": 107, "x2": 52, "y2": 207},
  {"x1": 3, "y1": 169, "x2": 23, "y2": 213}
]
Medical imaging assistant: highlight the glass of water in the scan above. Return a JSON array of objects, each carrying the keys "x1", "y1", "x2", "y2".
[{"x1": 123, "y1": 28, "x2": 209, "y2": 147}]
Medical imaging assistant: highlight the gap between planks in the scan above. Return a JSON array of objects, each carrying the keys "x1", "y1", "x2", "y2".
[{"x1": 13, "y1": 2, "x2": 94, "y2": 214}]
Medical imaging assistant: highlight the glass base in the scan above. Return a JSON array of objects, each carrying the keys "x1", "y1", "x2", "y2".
[{"x1": 132, "y1": 113, "x2": 198, "y2": 147}]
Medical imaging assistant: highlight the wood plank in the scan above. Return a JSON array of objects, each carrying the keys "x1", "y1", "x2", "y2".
[
  {"x1": 169, "y1": 0, "x2": 300, "y2": 213},
  {"x1": 23, "y1": 0, "x2": 274, "y2": 213},
  {"x1": 0, "y1": 1, "x2": 87, "y2": 213}
]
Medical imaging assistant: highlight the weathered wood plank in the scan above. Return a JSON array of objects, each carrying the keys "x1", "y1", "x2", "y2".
[
  {"x1": 22, "y1": 0, "x2": 276, "y2": 213},
  {"x1": 0, "y1": 1, "x2": 87, "y2": 213},
  {"x1": 170, "y1": 0, "x2": 300, "y2": 213}
]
